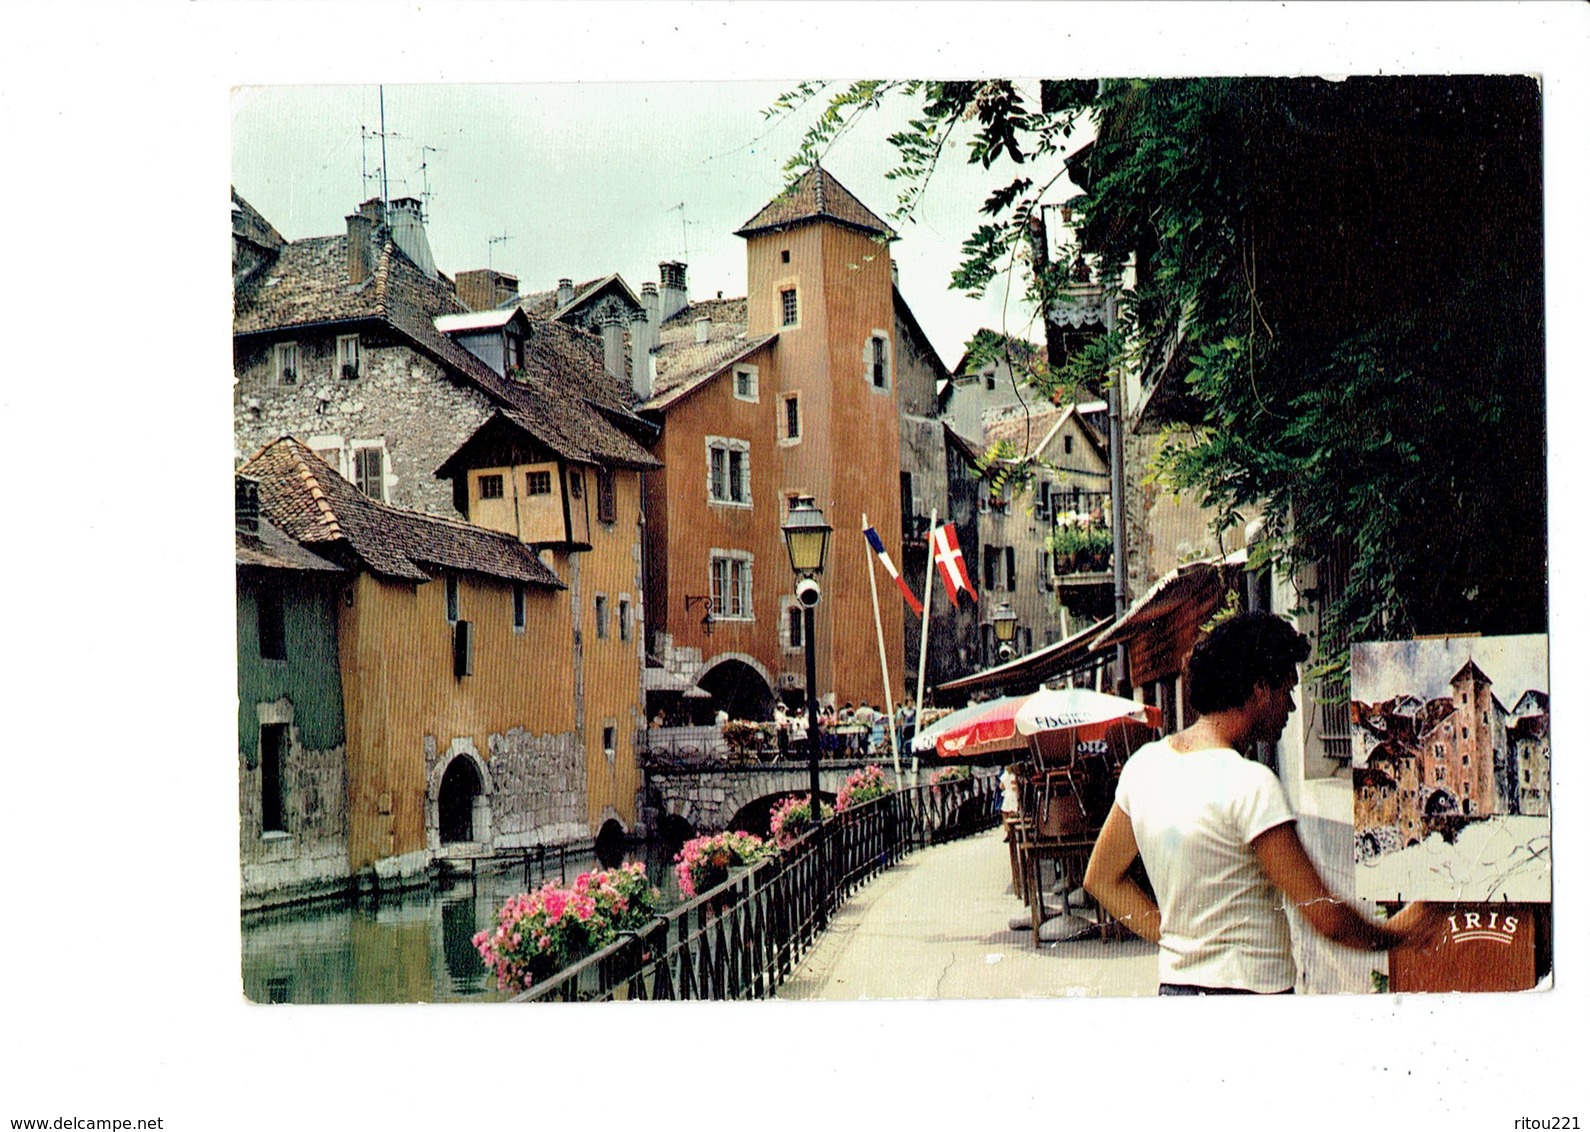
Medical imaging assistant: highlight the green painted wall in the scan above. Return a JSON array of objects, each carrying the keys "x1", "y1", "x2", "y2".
[{"x1": 237, "y1": 571, "x2": 347, "y2": 762}]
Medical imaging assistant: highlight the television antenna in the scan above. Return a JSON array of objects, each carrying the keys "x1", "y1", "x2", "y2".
[{"x1": 488, "y1": 232, "x2": 512, "y2": 270}]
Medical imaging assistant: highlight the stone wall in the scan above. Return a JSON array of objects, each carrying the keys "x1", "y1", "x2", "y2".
[
  {"x1": 239, "y1": 714, "x2": 351, "y2": 910},
  {"x1": 478, "y1": 727, "x2": 589, "y2": 849},
  {"x1": 234, "y1": 331, "x2": 494, "y2": 517}
]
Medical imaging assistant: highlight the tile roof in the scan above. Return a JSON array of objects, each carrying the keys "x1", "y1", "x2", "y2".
[
  {"x1": 515, "y1": 274, "x2": 638, "y2": 321},
  {"x1": 240, "y1": 436, "x2": 566, "y2": 589},
  {"x1": 232, "y1": 189, "x2": 285, "y2": 257},
  {"x1": 232, "y1": 219, "x2": 656, "y2": 473},
  {"x1": 983, "y1": 404, "x2": 1070, "y2": 451},
  {"x1": 736, "y1": 167, "x2": 897, "y2": 240},
  {"x1": 645, "y1": 297, "x2": 773, "y2": 412},
  {"x1": 236, "y1": 515, "x2": 347, "y2": 573}
]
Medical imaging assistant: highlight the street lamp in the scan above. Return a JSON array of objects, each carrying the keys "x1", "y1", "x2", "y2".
[
  {"x1": 782, "y1": 496, "x2": 832, "y2": 824},
  {"x1": 991, "y1": 601, "x2": 1018, "y2": 662}
]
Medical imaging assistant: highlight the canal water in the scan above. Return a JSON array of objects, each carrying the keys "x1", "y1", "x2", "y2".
[{"x1": 240, "y1": 842, "x2": 684, "y2": 1004}]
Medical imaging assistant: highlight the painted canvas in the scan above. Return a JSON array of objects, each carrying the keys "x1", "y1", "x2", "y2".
[{"x1": 1350, "y1": 635, "x2": 1550, "y2": 903}]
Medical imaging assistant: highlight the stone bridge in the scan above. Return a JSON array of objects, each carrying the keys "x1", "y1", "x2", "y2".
[{"x1": 643, "y1": 759, "x2": 891, "y2": 838}]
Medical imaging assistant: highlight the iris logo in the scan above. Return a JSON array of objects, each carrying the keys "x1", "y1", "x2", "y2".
[{"x1": 1446, "y1": 910, "x2": 1520, "y2": 944}]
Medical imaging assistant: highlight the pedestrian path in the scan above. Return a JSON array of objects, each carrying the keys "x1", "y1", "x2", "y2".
[{"x1": 777, "y1": 828, "x2": 1158, "y2": 1000}]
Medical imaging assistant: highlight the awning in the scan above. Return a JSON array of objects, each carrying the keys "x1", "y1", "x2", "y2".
[{"x1": 934, "y1": 619, "x2": 1111, "y2": 699}]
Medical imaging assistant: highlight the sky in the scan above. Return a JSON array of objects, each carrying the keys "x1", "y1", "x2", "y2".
[
  {"x1": 231, "y1": 81, "x2": 1079, "y2": 365},
  {"x1": 6, "y1": 2, "x2": 1589, "y2": 1128},
  {"x1": 1351, "y1": 635, "x2": 1549, "y2": 713}
]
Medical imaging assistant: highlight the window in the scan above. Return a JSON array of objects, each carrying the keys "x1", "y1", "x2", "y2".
[
  {"x1": 781, "y1": 288, "x2": 798, "y2": 327},
  {"x1": 275, "y1": 342, "x2": 299, "y2": 385},
  {"x1": 513, "y1": 584, "x2": 526, "y2": 632},
  {"x1": 1435, "y1": 743, "x2": 1446, "y2": 760},
  {"x1": 260, "y1": 723, "x2": 288, "y2": 835},
  {"x1": 602, "y1": 724, "x2": 616, "y2": 754},
  {"x1": 781, "y1": 249, "x2": 790, "y2": 264},
  {"x1": 707, "y1": 438, "x2": 751, "y2": 505},
  {"x1": 983, "y1": 546, "x2": 999, "y2": 591},
  {"x1": 1461, "y1": 753, "x2": 1469, "y2": 766},
  {"x1": 445, "y1": 575, "x2": 459, "y2": 623},
  {"x1": 478, "y1": 474, "x2": 504, "y2": 500},
  {"x1": 595, "y1": 595, "x2": 609, "y2": 639},
  {"x1": 336, "y1": 334, "x2": 360, "y2": 379},
  {"x1": 1005, "y1": 546, "x2": 1016, "y2": 592},
  {"x1": 781, "y1": 394, "x2": 801, "y2": 443},
  {"x1": 985, "y1": 373, "x2": 996, "y2": 391},
  {"x1": 309, "y1": 441, "x2": 344, "y2": 479},
  {"x1": 619, "y1": 598, "x2": 632, "y2": 642},
  {"x1": 710, "y1": 552, "x2": 753, "y2": 619},
  {"x1": 352, "y1": 446, "x2": 384, "y2": 501},
  {"x1": 787, "y1": 605, "x2": 804, "y2": 649},
  {"x1": 526, "y1": 470, "x2": 552, "y2": 496},
  {"x1": 870, "y1": 334, "x2": 890, "y2": 389},
  {"x1": 508, "y1": 332, "x2": 525, "y2": 371},
  {"x1": 733, "y1": 365, "x2": 759, "y2": 402},
  {"x1": 596, "y1": 468, "x2": 615, "y2": 523},
  {"x1": 1063, "y1": 434, "x2": 1074, "y2": 456},
  {"x1": 257, "y1": 585, "x2": 286, "y2": 661},
  {"x1": 567, "y1": 469, "x2": 583, "y2": 499}
]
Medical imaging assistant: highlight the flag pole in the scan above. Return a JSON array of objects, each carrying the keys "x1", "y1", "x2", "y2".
[
  {"x1": 861, "y1": 513, "x2": 903, "y2": 784},
  {"x1": 913, "y1": 509, "x2": 938, "y2": 791}
]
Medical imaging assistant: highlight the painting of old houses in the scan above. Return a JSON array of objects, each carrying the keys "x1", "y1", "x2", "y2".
[{"x1": 1350, "y1": 635, "x2": 1549, "y2": 902}]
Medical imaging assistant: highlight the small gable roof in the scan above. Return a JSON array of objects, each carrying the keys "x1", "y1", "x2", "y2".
[
  {"x1": 516, "y1": 274, "x2": 643, "y2": 322},
  {"x1": 736, "y1": 167, "x2": 896, "y2": 241},
  {"x1": 241, "y1": 437, "x2": 565, "y2": 589},
  {"x1": 983, "y1": 403, "x2": 1108, "y2": 467},
  {"x1": 435, "y1": 307, "x2": 530, "y2": 335},
  {"x1": 236, "y1": 514, "x2": 347, "y2": 573}
]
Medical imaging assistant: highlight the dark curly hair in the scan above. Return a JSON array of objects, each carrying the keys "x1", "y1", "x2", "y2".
[{"x1": 1185, "y1": 611, "x2": 1311, "y2": 715}]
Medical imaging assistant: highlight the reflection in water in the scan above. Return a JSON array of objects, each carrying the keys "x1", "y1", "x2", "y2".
[{"x1": 241, "y1": 842, "x2": 678, "y2": 1004}]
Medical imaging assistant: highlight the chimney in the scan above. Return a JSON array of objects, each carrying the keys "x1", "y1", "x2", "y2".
[
  {"x1": 557, "y1": 278, "x2": 575, "y2": 309},
  {"x1": 456, "y1": 268, "x2": 520, "y2": 312},
  {"x1": 235, "y1": 475, "x2": 260, "y2": 533},
  {"x1": 601, "y1": 311, "x2": 626, "y2": 383},
  {"x1": 346, "y1": 211, "x2": 376, "y2": 286},
  {"x1": 386, "y1": 197, "x2": 437, "y2": 277},
  {"x1": 630, "y1": 283, "x2": 658, "y2": 401},
  {"x1": 659, "y1": 261, "x2": 689, "y2": 322},
  {"x1": 695, "y1": 316, "x2": 711, "y2": 345}
]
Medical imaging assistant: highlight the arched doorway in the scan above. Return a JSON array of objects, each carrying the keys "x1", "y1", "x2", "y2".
[
  {"x1": 594, "y1": 818, "x2": 627, "y2": 869},
  {"x1": 438, "y1": 757, "x2": 483, "y2": 843},
  {"x1": 697, "y1": 657, "x2": 776, "y2": 721}
]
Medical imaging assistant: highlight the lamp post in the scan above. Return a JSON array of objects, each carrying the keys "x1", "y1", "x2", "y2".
[
  {"x1": 782, "y1": 496, "x2": 832, "y2": 824},
  {"x1": 991, "y1": 601, "x2": 1018, "y2": 662}
]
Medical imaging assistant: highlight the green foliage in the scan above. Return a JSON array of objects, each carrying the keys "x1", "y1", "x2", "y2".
[{"x1": 777, "y1": 77, "x2": 1544, "y2": 670}]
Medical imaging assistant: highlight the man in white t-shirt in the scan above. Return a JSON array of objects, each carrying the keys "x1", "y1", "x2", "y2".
[{"x1": 1084, "y1": 611, "x2": 1440, "y2": 994}]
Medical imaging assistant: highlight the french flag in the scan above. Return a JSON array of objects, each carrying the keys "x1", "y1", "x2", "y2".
[
  {"x1": 931, "y1": 523, "x2": 978, "y2": 609},
  {"x1": 863, "y1": 525, "x2": 923, "y2": 616}
]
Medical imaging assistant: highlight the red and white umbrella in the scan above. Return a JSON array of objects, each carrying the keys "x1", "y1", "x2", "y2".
[
  {"x1": 1014, "y1": 687, "x2": 1163, "y2": 773},
  {"x1": 915, "y1": 695, "x2": 1030, "y2": 759}
]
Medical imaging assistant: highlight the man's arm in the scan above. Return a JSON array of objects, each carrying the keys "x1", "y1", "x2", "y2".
[
  {"x1": 1250, "y1": 821, "x2": 1441, "y2": 951},
  {"x1": 1083, "y1": 803, "x2": 1162, "y2": 944}
]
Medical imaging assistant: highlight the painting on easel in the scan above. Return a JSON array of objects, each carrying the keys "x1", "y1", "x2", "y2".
[{"x1": 1350, "y1": 634, "x2": 1549, "y2": 903}]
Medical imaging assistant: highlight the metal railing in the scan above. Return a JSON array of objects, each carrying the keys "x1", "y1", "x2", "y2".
[{"x1": 512, "y1": 774, "x2": 1000, "y2": 1002}]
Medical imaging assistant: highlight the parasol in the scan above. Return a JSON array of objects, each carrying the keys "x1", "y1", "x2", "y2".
[
  {"x1": 911, "y1": 695, "x2": 1030, "y2": 758},
  {"x1": 1013, "y1": 687, "x2": 1162, "y2": 774}
]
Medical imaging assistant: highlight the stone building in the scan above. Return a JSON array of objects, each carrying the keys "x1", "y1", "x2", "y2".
[
  {"x1": 242, "y1": 437, "x2": 593, "y2": 889},
  {"x1": 236, "y1": 473, "x2": 351, "y2": 909},
  {"x1": 233, "y1": 191, "x2": 659, "y2": 884},
  {"x1": 975, "y1": 401, "x2": 1112, "y2": 665}
]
